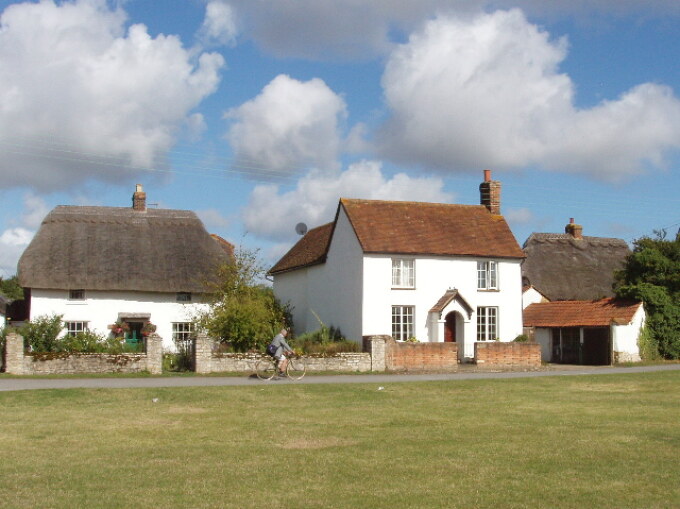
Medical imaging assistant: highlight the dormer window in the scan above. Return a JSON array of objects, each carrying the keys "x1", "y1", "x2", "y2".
[
  {"x1": 477, "y1": 261, "x2": 498, "y2": 290},
  {"x1": 69, "y1": 289, "x2": 85, "y2": 300},
  {"x1": 392, "y1": 258, "x2": 415, "y2": 288},
  {"x1": 176, "y1": 292, "x2": 192, "y2": 302}
]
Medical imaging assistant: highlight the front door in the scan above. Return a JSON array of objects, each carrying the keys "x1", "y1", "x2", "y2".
[{"x1": 444, "y1": 312, "x2": 457, "y2": 342}]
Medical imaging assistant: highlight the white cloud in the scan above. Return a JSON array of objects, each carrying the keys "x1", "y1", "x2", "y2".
[
  {"x1": 225, "y1": 75, "x2": 347, "y2": 177},
  {"x1": 20, "y1": 193, "x2": 50, "y2": 229},
  {"x1": 377, "y1": 10, "x2": 680, "y2": 180},
  {"x1": 196, "y1": 208, "x2": 230, "y2": 229},
  {"x1": 242, "y1": 160, "x2": 453, "y2": 242},
  {"x1": 224, "y1": 0, "x2": 680, "y2": 60},
  {"x1": 197, "y1": 0, "x2": 238, "y2": 47},
  {"x1": 0, "y1": 227, "x2": 33, "y2": 278},
  {"x1": 0, "y1": 0, "x2": 224, "y2": 192},
  {"x1": 504, "y1": 207, "x2": 534, "y2": 224}
]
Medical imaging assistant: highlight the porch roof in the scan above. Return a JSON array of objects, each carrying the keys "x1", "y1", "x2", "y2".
[{"x1": 523, "y1": 298, "x2": 642, "y2": 327}]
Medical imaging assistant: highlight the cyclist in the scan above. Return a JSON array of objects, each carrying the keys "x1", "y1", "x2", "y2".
[{"x1": 269, "y1": 329, "x2": 294, "y2": 377}]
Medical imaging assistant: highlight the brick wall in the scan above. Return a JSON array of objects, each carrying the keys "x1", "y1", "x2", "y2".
[
  {"x1": 3, "y1": 332, "x2": 163, "y2": 375},
  {"x1": 383, "y1": 337, "x2": 458, "y2": 372},
  {"x1": 474, "y1": 342, "x2": 541, "y2": 369}
]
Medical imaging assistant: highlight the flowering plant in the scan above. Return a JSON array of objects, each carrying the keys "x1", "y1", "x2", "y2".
[
  {"x1": 109, "y1": 320, "x2": 130, "y2": 336},
  {"x1": 141, "y1": 322, "x2": 157, "y2": 337}
]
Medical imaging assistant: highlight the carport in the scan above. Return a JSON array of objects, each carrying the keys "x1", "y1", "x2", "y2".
[{"x1": 523, "y1": 298, "x2": 644, "y2": 366}]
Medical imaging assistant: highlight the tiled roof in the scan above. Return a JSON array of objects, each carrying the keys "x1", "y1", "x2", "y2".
[
  {"x1": 429, "y1": 289, "x2": 473, "y2": 317},
  {"x1": 269, "y1": 222, "x2": 334, "y2": 274},
  {"x1": 523, "y1": 298, "x2": 642, "y2": 327},
  {"x1": 269, "y1": 198, "x2": 524, "y2": 274},
  {"x1": 341, "y1": 199, "x2": 524, "y2": 258}
]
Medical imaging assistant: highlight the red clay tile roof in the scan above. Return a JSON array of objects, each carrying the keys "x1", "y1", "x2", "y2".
[
  {"x1": 429, "y1": 289, "x2": 473, "y2": 317},
  {"x1": 269, "y1": 222, "x2": 334, "y2": 274},
  {"x1": 270, "y1": 198, "x2": 524, "y2": 274},
  {"x1": 523, "y1": 298, "x2": 642, "y2": 327},
  {"x1": 340, "y1": 199, "x2": 524, "y2": 258}
]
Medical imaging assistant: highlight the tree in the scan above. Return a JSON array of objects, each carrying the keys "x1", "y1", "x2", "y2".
[
  {"x1": 195, "y1": 247, "x2": 291, "y2": 352},
  {"x1": 0, "y1": 275, "x2": 24, "y2": 300},
  {"x1": 615, "y1": 230, "x2": 680, "y2": 359}
]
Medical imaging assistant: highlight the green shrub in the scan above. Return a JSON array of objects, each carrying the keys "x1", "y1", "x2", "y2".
[
  {"x1": 513, "y1": 334, "x2": 530, "y2": 342},
  {"x1": 20, "y1": 314, "x2": 64, "y2": 352},
  {"x1": 57, "y1": 330, "x2": 109, "y2": 353},
  {"x1": 637, "y1": 326, "x2": 661, "y2": 361},
  {"x1": 296, "y1": 339, "x2": 360, "y2": 355}
]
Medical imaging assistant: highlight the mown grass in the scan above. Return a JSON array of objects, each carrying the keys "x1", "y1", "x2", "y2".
[{"x1": 0, "y1": 371, "x2": 679, "y2": 508}]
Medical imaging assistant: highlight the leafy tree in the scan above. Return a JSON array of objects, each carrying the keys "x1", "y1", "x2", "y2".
[
  {"x1": 195, "y1": 247, "x2": 291, "y2": 352},
  {"x1": 0, "y1": 275, "x2": 23, "y2": 300},
  {"x1": 615, "y1": 230, "x2": 680, "y2": 359}
]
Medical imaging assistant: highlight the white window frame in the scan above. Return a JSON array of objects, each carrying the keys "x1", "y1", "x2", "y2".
[
  {"x1": 477, "y1": 307, "x2": 498, "y2": 341},
  {"x1": 172, "y1": 322, "x2": 194, "y2": 344},
  {"x1": 392, "y1": 305, "x2": 415, "y2": 341},
  {"x1": 477, "y1": 261, "x2": 498, "y2": 290},
  {"x1": 392, "y1": 258, "x2": 415, "y2": 289},
  {"x1": 65, "y1": 321, "x2": 88, "y2": 337}
]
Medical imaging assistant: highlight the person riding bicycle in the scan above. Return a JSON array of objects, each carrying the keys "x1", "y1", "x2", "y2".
[{"x1": 268, "y1": 329, "x2": 294, "y2": 377}]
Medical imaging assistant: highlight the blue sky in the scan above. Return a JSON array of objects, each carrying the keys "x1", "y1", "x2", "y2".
[{"x1": 1, "y1": 0, "x2": 680, "y2": 277}]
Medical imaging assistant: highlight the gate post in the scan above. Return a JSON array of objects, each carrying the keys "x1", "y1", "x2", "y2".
[
  {"x1": 145, "y1": 333, "x2": 163, "y2": 374},
  {"x1": 5, "y1": 332, "x2": 26, "y2": 375},
  {"x1": 363, "y1": 335, "x2": 390, "y2": 372},
  {"x1": 194, "y1": 332, "x2": 212, "y2": 374}
]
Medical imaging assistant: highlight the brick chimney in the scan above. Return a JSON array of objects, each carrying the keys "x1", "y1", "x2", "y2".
[
  {"x1": 565, "y1": 218, "x2": 583, "y2": 239},
  {"x1": 479, "y1": 169, "x2": 501, "y2": 215},
  {"x1": 132, "y1": 184, "x2": 146, "y2": 212}
]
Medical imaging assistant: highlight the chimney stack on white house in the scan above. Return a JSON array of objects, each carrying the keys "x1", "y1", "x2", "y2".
[
  {"x1": 479, "y1": 169, "x2": 501, "y2": 215},
  {"x1": 565, "y1": 218, "x2": 583, "y2": 239},
  {"x1": 132, "y1": 184, "x2": 146, "y2": 212}
]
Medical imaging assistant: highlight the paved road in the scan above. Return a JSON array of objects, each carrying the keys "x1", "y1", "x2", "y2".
[{"x1": 1, "y1": 364, "x2": 678, "y2": 392}]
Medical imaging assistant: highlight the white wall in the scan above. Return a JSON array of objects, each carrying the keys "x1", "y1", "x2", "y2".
[
  {"x1": 522, "y1": 287, "x2": 547, "y2": 309},
  {"x1": 362, "y1": 255, "x2": 524, "y2": 358},
  {"x1": 273, "y1": 208, "x2": 364, "y2": 341},
  {"x1": 29, "y1": 289, "x2": 207, "y2": 350},
  {"x1": 612, "y1": 304, "x2": 645, "y2": 360}
]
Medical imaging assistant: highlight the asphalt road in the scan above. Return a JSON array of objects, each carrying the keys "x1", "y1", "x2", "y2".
[{"x1": 1, "y1": 363, "x2": 678, "y2": 391}]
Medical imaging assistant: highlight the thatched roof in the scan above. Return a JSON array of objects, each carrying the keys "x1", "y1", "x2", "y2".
[
  {"x1": 522, "y1": 233, "x2": 630, "y2": 301},
  {"x1": 18, "y1": 205, "x2": 231, "y2": 293}
]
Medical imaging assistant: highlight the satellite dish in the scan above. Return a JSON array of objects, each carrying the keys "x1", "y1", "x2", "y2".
[{"x1": 295, "y1": 222, "x2": 308, "y2": 236}]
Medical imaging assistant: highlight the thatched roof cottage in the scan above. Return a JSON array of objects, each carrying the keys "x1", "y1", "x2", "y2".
[{"x1": 17, "y1": 185, "x2": 232, "y2": 349}]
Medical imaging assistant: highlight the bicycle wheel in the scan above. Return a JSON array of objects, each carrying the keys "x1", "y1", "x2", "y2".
[
  {"x1": 255, "y1": 357, "x2": 277, "y2": 380},
  {"x1": 286, "y1": 357, "x2": 306, "y2": 380}
]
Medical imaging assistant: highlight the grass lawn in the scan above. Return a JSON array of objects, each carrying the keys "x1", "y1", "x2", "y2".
[{"x1": 0, "y1": 371, "x2": 679, "y2": 509}]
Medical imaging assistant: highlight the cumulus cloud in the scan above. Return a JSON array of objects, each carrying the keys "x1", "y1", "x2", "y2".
[
  {"x1": 377, "y1": 9, "x2": 680, "y2": 180},
  {"x1": 225, "y1": 75, "x2": 347, "y2": 177},
  {"x1": 0, "y1": 0, "x2": 224, "y2": 191},
  {"x1": 197, "y1": 0, "x2": 238, "y2": 47},
  {"x1": 242, "y1": 160, "x2": 453, "y2": 242},
  {"x1": 224, "y1": 0, "x2": 680, "y2": 60},
  {"x1": 0, "y1": 227, "x2": 33, "y2": 277}
]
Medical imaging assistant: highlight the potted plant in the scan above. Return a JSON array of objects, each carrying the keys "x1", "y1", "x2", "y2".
[
  {"x1": 141, "y1": 322, "x2": 157, "y2": 337},
  {"x1": 108, "y1": 320, "x2": 130, "y2": 337}
]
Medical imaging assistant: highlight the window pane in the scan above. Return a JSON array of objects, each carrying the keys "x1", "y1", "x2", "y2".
[
  {"x1": 489, "y1": 261, "x2": 497, "y2": 289},
  {"x1": 477, "y1": 262, "x2": 487, "y2": 289},
  {"x1": 392, "y1": 305, "x2": 415, "y2": 341},
  {"x1": 66, "y1": 321, "x2": 88, "y2": 337}
]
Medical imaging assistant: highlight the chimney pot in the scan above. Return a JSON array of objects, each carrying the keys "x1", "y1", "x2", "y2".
[
  {"x1": 484, "y1": 169, "x2": 491, "y2": 182},
  {"x1": 565, "y1": 219, "x2": 583, "y2": 239}
]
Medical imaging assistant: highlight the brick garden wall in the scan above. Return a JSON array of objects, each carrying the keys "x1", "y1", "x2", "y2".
[
  {"x1": 474, "y1": 342, "x2": 541, "y2": 369},
  {"x1": 372, "y1": 336, "x2": 458, "y2": 373}
]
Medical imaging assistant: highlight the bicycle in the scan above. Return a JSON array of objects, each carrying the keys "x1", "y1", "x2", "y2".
[{"x1": 255, "y1": 353, "x2": 306, "y2": 380}]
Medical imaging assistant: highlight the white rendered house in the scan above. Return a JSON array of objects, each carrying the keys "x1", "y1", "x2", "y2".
[
  {"x1": 270, "y1": 171, "x2": 526, "y2": 360},
  {"x1": 17, "y1": 186, "x2": 232, "y2": 350}
]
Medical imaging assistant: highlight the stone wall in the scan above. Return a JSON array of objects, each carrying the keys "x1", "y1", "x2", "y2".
[
  {"x1": 3, "y1": 333, "x2": 163, "y2": 375},
  {"x1": 194, "y1": 333, "x2": 372, "y2": 374},
  {"x1": 474, "y1": 341, "x2": 541, "y2": 369}
]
